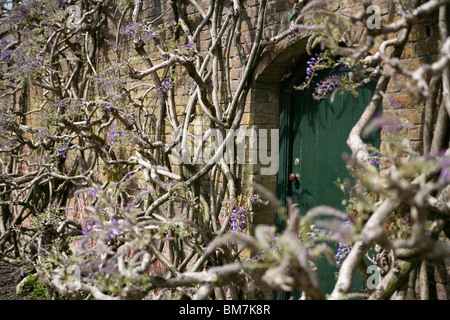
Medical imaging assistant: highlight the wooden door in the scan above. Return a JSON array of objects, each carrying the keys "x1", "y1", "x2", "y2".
[{"x1": 277, "y1": 65, "x2": 379, "y2": 297}]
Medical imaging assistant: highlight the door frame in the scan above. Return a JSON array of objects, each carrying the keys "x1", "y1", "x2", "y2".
[
  {"x1": 277, "y1": 62, "x2": 308, "y2": 228},
  {"x1": 275, "y1": 62, "x2": 309, "y2": 300}
]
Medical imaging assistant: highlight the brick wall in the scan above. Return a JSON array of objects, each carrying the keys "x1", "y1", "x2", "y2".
[{"x1": 67, "y1": 0, "x2": 437, "y2": 231}]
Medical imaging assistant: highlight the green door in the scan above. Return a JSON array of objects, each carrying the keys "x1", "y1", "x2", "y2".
[{"x1": 277, "y1": 65, "x2": 379, "y2": 298}]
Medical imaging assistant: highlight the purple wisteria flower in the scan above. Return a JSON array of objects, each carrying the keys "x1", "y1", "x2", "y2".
[
  {"x1": 0, "y1": 105, "x2": 12, "y2": 134},
  {"x1": 222, "y1": 193, "x2": 266, "y2": 234},
  {"x1": 335, "y1": 242, "x2": 351, "y2": 268},
  {"x1": 123, "y1": 22, "x2": 138, "y2": 36},
  {"x1": 388, "y1": 95, "x2": 400, "y2": 110},
  {"x1": 229, "y1": 207, "x2": 247, "y2": 233},
  {"x1": 58, "y1": 145, "x2": 68, "y2": 159},
  {"x1": 334, "y1": 220, "x2": 353, "y2": 267},
  {"x1": 158, "y1": 80, "x2": 172, "y2": 97},
  {"x1": 105, "y1": 218, "x2": 132, "y2": 241},
  {"x1": 372, "y1": 111, "x2": 403, "y2": 133},
  {"x1": 0, "y1": 50, "x2": 11, "y2": 62},
  {"x1": 365, "y1": 152, "x2": 382, "y2": 166},
  {"x1": 56, "y1": 100, "x2": 67, "y2": 109},
  {"x1": 298, "y1": 53, "x2": 325, "y2": 90},
  {"x1": 0, "y1": 39, "x2": 13, "y2": 46},
  {"x1": 143, "y1": 29, "x2": 159, "y2": 40},
  {"x1": 54, "y1": 0, "x2": 67, "y2": 9},
  {"x1": 81, "y1": 217, "x2": 132, "y2": 243},
  {"x1": 9, "y1": 46, "x2": 45, "y2": 79},
  {"x1": 89, "y1": 186, "x2": 104, "y2": 198},
  {"x1": 91, "y1": 67, "x2": 123, "y2": 99},
  {"x1": 441, "y1": 168, "x2": 450, "y2": 179},
  {"x1": 0, "y1": 39, "x2": 13, "y2": 62},
  {"x1": 186, "y1": 41, "x2": 196, "y2": 51},
  {"x1": 82, "y1": 218, "x2": 99, "y2": 235},
  {"x1": 252, "y1": 236, "x2": 279, "y2": 261},
  {"x1": 374, "y1": 95, "x2": 402, "y2": 132},
  {"x1": 106, "y1": 124, "x2": 119, "y2": 146},
  {"x1": 313, "y1": 74, "x2": 344, "y2": 99},
  {"x1": 439, "y1": 157, "x2": 450, "y2": 180},
  {"x1": 3, "y1": 0, "x2": 62, "y2": 26},
  {"x1": 288, "y1": 27, "x2": 302, "y2": 39}
]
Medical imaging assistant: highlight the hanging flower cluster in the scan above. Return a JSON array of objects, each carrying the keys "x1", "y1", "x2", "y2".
[
  {"x1": 297, "y1": 52, "x2": 326, "y2": 90},
  {"x1": 222, "y1": 193, "x2": 266, "y2": 234},
  {"x1": 335, "y1": 242, "x2": 351, "y2": 268},
  {"x1": 313, "y1": 74, "x2": 344, "y2": 100},
  {"x1": 157, "y1": 80, "x2": 172, "y2": 98},
  {"x1": 296, "y1": 50, "x2": 371, "y2": 100},
  {"x1": 333, "y1": 220, "x2": 353, "y2": 268},
  {"x1": 123, "y1": 22, "x2": 139, "y2": 36}
]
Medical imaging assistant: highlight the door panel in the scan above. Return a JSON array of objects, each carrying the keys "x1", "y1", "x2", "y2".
[
  {"x1": 292, "y1": 82, "x2": 376, "y2": 212},
  {"x1": 278, "y1": 66, "x2": 379, "y2": 297}
]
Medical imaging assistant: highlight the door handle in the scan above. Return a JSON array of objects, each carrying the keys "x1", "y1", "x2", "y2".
[{"x1": 289, "y1": 173, "x2": 300, "y2": 182}]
